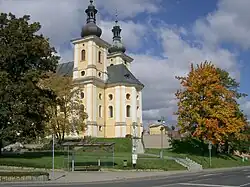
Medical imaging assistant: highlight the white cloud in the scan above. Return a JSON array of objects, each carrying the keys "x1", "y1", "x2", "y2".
[
  {"x1": 131, "y1": 27, "x2": 239, "y2": 122},
  {"x1": 194, "y1": 0, "x2": 250, "y2": 50},
  {"x1": 1, "y1": 0, "x2": 249, "y2": 124},
  {"x1": 100, "y1": 20, "x2": 146, "y2": 50}
]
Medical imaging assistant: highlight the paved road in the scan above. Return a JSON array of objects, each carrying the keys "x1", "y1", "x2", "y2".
[{"x1": 3, "y1": 168, "x2": 250, "y2": 187}]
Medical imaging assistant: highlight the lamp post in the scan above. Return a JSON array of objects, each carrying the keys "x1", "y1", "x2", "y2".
[
  {"x1": 208, "y1": 141, "x2": 212, "y2": 167},
  {"x1": 132, "y1": 122, "x2": 137, "y2": 168},
  {"x1": 52, "y1": 134, "x2": 55, "y2": 180},
  {"x1": 158, "y1": 117, "x2": 165, "y2": 159}
]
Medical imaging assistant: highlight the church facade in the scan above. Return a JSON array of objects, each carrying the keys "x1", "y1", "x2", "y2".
[{"x1": 57, "y1": 0, "x2": 144, "y2": 138}]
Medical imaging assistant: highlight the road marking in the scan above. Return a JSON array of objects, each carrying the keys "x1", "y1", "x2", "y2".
[
  {"x1": 240, "y1": 182, "x2": 250, "y2": 187},
  {"x1": 178, "y1": 183, "x2": 237, "y2": 187},
  {"x1": 202, "y1": 174, "x2": 217, "y2": 177}
]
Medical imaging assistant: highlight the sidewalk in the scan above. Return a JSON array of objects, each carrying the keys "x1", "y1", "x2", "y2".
[{"x1": 50, "y1": 170, "x2": 190, "y2": 183}]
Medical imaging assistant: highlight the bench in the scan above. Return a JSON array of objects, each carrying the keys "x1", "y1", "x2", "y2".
[{"x1": 74, "y1": 165, "x2": 101, "y2": 171}]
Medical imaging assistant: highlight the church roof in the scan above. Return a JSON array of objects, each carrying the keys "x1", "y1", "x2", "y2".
[
  {"x1": 107, "y1": 64, "x2": 143, "y2": 87},
  {"x1": 56, "y1": 61, "x2": 73, "y2": 76},
  {"x1": 56, "y1": 62, "x2": 143, "y2": 87}
]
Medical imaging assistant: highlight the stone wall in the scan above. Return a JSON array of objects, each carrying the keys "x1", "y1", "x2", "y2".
[{"x1": 143, "y1": 134, "x2": 171, "y2": 149}]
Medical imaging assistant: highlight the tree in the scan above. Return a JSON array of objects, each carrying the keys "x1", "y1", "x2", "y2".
[
  {"x1": 40, "y1": 73, "x2": 88, "y2": 142},
  {"x1": 175, "y1": 61, "x2": 247, "y2": 145},
  {"x1": 0, "y1": 13, "x2": 59, "y2": 144}
]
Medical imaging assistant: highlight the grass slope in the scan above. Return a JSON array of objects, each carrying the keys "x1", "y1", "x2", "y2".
[{"x1": 146, "y1": 148, "x2": 250, "y2": 169}]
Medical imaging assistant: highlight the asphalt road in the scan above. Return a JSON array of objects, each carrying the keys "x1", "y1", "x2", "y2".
[{"x1": 3, "y1": 168, "x2": 250, "y2": 187}]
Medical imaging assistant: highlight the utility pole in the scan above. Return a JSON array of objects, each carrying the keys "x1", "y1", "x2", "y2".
[
  {"x1": 158, "y1": 116, "x2": 165, "y2": 159},
  {"x1": 132, "y1": 122, "x2": 137, "y2": 168}
]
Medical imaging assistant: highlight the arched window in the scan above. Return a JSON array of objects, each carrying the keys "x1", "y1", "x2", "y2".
[
  {"x1": 98, "y1": 51, "x2": 102, "y2": 63},
  {"x1": 126, "y1": 105, "x2": 131, "y2": 117},
  {"x1": 80, "y1": 104, "x2": 85, "y2": 112},
  {"x1": 99, "y1": 105, "x2": 102, "y2": 118},
  {"x1": 109, "y1": 106, "x2": 113, "y2": 118},
  {"x1": 80, "y1": 92, "x2": 84, "y2": 99},
  {"x1": 81, "y1": 49, "x2": 86, "y2": 61}
]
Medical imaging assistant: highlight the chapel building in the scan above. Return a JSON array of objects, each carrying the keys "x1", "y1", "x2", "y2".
[{"x1": 57, "y1": 0, "x2": 144, "y2": 138}]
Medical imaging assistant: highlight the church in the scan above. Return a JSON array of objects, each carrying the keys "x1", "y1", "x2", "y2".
[{"x1": 56, "y1": 0, "x2": 144, "y2": 138}]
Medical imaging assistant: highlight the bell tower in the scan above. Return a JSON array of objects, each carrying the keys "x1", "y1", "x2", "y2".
[{"x1": 71, "y1": 0, "x2": 110, "y2": 137}]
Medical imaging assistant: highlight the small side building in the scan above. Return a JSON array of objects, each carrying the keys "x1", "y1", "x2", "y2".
[{"x1": 149, "y1": 124, "x2": 168, "y2": 135}]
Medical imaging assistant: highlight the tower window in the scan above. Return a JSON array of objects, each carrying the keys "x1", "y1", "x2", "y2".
[
  {"x1": 99, "y1": 93, "x2": 102, "y2": 100},
  {"x1": 110, "y1": 64, "x2": 114, "y2": 66},
  {"x1": 81, "y1": 71, "x2": 85, "y2": 76},
  {"x1": 98, "y1": 51, "x2": 102, "y2": 63},
  {"x1": 80, "y1": 92, "x2": 84, "y2": 99},
  {"x1": 126, "y1": 105, "x2": 131, "y2": 118},
  {"x1": 108, "y1": 106, "x2": 113, "y2": 118},
  {"x1": 98, "y1": 72, "x2": 102, "y2": 77},
  {"x1": 108, "y1": 94, "x2": 113, "y2": 100},
  {"x1": 98, "y1": 105, "x2": 102, "y2": 118},
  {"x1": 81, "y1": 49, "x2": 86, "y2": 61},
  {"x1": 80, "y1": 104, "x2": 85, "y2": 112}
]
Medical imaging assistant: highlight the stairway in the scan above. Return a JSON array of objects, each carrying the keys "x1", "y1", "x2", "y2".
[
  {"x1": 174, "y1": 157, "x2": 203, "y2": 171},
  {"x1": 135, "y1": 138, "x2": 145, "y2": 154}
]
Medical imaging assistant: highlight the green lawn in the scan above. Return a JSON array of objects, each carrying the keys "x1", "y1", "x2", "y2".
[
  {"x1": 0, "y1": 151, "x2": 184, "y2": 171},
  {"x1": 0, "y1": 138, "x2": 183, "y2": 171},
  {"x1": 146, "y1": 148, "x2": 250, "y2": 169}
]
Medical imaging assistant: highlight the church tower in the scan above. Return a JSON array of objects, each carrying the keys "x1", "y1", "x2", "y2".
[{"x1": 57, "y1": 0, "x2": 144, "y2": 138}]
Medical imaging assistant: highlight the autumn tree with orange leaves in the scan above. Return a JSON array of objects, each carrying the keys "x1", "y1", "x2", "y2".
[{"x1": 175, "y1": 61, "x2": 247, "y2": 145}]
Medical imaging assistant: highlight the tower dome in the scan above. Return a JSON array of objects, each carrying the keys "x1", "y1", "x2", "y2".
[
  {"x1": 81, "y1": 0, "x2": 102, "y2": 38},
  {"x1": 108, "y1": 20, "x2": 126, "y2": 54}
]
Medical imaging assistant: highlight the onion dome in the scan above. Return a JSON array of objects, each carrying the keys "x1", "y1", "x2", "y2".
[{"x1": 81, "y1": 0, "x2": 102, "y2": 38}]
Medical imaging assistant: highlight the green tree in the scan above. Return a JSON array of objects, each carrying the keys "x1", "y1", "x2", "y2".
[
  {"x1": 41, "y1": 73, "x2": 88, "y2": 142},
  {"x1": 0, "y1": 13, "x2": 59, "y2": 144}
]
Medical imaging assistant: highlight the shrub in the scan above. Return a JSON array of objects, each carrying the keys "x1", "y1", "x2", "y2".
[{"x1": 0, "y1": 172, "x2": 49, "y2": 177}]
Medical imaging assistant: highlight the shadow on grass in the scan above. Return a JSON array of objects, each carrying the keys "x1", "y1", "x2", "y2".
[
  {"x1": 0, "y1": 151, "x2": 65, "y2": 159},
  {"x1": 170, "y1": 138, "x2": 237, "y2": 160},
  {"x1": 74, "y1": 161, "x2": 117, "y2": 167}
]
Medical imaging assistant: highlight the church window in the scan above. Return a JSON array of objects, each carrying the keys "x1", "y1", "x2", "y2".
[
  {"x1": 81, "y1": 71, "x2": 85, "y2": 76},
  {"x1": 81, "y1": 49, "x2": 86, "y2": 61},
  {"x1": 126, "y1": 105, "x2": 131, "y2": 117},
  {"x1": 99, "y1": 93, "x2": 102, "y2": 100},
  {"x1": 98, "y1": 51, "x2": 102, "y2": 63},
  {"x1": 126, "y1": 93, "x2": 130, "y2": 100},
  {"x1": 80, "y1": 104, "x2": 85, "y2": 112},
  {"x1": 98, "y1": 72, "x2": 102, "y2": 77},
  {"x1": 108, "y1": 106, "x2": 113, "y2": 118},
  {"x1": 80, "y1": 92, "x2": 84, "y2": 99},
  {"x1": 108, "y1": 94, "x2": 113, "y2": 100},
  {"x1": 98, "y1": 105, "x2": 102, "y2": 118},
  {"x1": 110, "y1": 64, "x2": 114, "y2": 66}
]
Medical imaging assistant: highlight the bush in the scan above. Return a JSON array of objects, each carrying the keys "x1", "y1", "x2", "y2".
[
  {"x1": 170, "y1": 137, "x2": 211, "y2": 155},
  {"x1": 0, "y1": 172, "x2": 49, "y2": 177},
  {"x1": 125, "y1": 134, "x2": 132, "y2": 138}
]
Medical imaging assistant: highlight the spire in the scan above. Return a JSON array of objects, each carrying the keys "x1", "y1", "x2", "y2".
[
  {"x1": 81, "y1": 0, "x2": 102, "y2": 38},
  {"x1": 108, "y1": 12, "x2": 126, "y2": 54}
]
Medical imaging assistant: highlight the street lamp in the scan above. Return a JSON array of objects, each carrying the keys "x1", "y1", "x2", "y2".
[
  {"x1": 52, "y1": 133, "x2": 55, "y2": 180},
  {"x1": 158, "y1": 116, "x2": 165, "y2": 159}
]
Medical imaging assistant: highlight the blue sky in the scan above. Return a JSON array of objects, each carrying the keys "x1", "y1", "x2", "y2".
[{"x1": 1, "y1": 0, "x2": 250, "y2": 125}]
